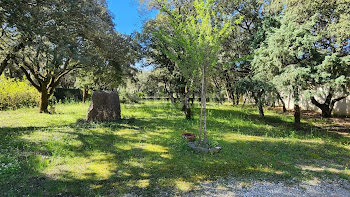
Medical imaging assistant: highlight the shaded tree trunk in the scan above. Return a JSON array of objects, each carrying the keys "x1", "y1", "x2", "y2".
[
  {"x1": 191, "y1": 92, "x2": 195, "y2": 105},
  {"x1": 164, "y1": 81, "x2": 176, "y2": 105},
  {"x1": 253, "y1": 96, "x2": 264, "y2": 118},
  {"x1": 83, "y1": 86, "x2": 88, "y2": 103},
  {"x1": 311, "y1": 90, "x2": 347, "y2": 118},
  {"x1": 294, "y1": 104, "x2": 301, "y2": 130},
  {"x1": 40, "y1": 84, "x2": 49, "y2": 113},
  {"x1": 253, "y1": 89, "x2": 265, "y2": 118},
  {"x1": 180, "y1": 86, "x2": 192, "y2": 120},
  {"x1": 258, "y1": 101, "x2": 264, "y2": 118},
  {"x1": 276, "y1": 91, "x2": 287, "y2": 113},
  {"x1": 223, "y1": 70, "x2": 235, "y2": 105},
  {"x1": 212, "y1": 76, "x2": 223, "y2": 104},
  {"x1": 293, "y1": 87, "x2": 301, "y2": 130},
  {"x1": 184, "y1": 91, "x2": 191, "y2": 120},
  {"x1": 169, "y1": 93, "x2": 176, "y2": 105}
]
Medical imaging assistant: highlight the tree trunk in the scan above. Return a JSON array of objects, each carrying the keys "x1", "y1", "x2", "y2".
[
  {"x1": 311, "y1": 96, "x2": 331, "y2": 118},
  {"x1": 258, "y1": 101, "x2": 264, "y2": 118},
  {"x1": 223, "y1": 70, "x2": 235, "y2": 105},
  {"x1": 184, "y1": 92, "x2": 191, "y2": 120},
  {"x1": 276, "y1": 92, "x2": 287, "y2": 113},
  {"x1": 40, "y1": 86, "x2": 49, "y2": 113},
  {"x1": 225, "y1": 89, "x2": 231, "y2": 103},
  {"x1": 294, "y1": 104, "x2": 301, "y2": 130},
  {"x1": 83, "y1": 86, "x2": 88, "y2": 103},
  {"x1": 164, "y1": 81, "x2": 176, "y2": 105},
  {"x1": 199, "y1": 65, "x2": 208, "y2": 146},
  {"x1": 310, "y1": 89, "x2": 348, "y2": 118},
  {"x1": 311, "y1": 94, "x2": 347, "y2": 118},
  {"x1": 254, "y1": 95, "x2": 264, "y2": 118},
  {"x1": 180, "y1": 86, "x2": 192, "y2": 120},
  {"x1": 236, "y1": 92, "x2": 239, "y2": 105},
  {"x1": 293, "y1": 86, "x2": 301, "y2": 129},
  {"x1": 169, "y1": 93, "x2": 176, "y2": 105},
  {"x1": 191, "y1": 92, "x2": 195, "y2": 105}
]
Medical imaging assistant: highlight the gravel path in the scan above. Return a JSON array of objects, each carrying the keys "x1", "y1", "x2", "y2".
[{"x1": 183, "y1": 178, "x2": 350, "y2": 197}]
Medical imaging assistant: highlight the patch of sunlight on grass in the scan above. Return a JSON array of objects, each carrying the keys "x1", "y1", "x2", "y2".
[
  {"x1": 137, "y1": 179, "x2": 150, "y2": 188},
  {"x1": 142, "y1": 143, "x2": 168, "y2": 153},
  {"x1": 44, "y1": 153, "x2": 115, "y2": 181},
  {"x1": 223, "y1": 133, "x2": 265, "y2": 142},
  {"x1": 247, "y1": 167, "x2": 284, "y2": 175},
  {"x1": 160, "y1": 153, "x2": 172, "y2": 159},
  {"x1": 140, "y1": 172, "x2": 150, "y2": 177},
  {"x1": 175, "y1": 180, "x2": 193, "y2": 192},
  {"x1": 21, "y1": 129, "x2": 73, "y2": 142},
  {"x1": 123, "y1": 159, "x2": 144, "y2": 168},
  {"x1": 90, "y1": 184, "x2": 103, "y2": 189},
  {"x1": 298, "y1": 165, "x2": 343, "y2": 174},
  {"x1": 115, "y1": 143, "x2": 134, "y2": 151},
  {"x1": 116, "y1": 129, "x2": 140, "y2": 136}
]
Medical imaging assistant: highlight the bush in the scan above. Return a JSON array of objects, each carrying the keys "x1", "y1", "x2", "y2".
[
  {"x1": 0, "y1": 75, "x2": 40, "y2": 110},
  {"x1": 53, "y1": 88, "x2": 83, "y2": 103},
  {"x1": 120, "y1": 92, "x2": 141, "y2": 104}
]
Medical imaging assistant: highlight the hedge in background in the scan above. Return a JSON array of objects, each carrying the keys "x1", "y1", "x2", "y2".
[{"x1": 0, "y1": 75, "x2": 40, "y2": 110}]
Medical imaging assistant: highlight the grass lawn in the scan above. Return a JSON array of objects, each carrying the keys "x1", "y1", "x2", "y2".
[{"x1": 0, "y1": 101, "x2": 349, "y2": 196}]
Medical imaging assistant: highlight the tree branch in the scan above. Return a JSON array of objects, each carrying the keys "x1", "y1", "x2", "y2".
[
  {"x1": 18, "y1": 65, "x2": 41, "y2": 92},
  {"x1": 22, "y1": 58, "x2": 45, "y2": 83}
]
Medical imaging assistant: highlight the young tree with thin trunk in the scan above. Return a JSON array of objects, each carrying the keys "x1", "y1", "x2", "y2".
[{"x1": 155, "y1": 0, "x2": 234, "y2": 146}]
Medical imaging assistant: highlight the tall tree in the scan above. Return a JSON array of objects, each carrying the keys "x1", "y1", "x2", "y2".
[
  {"x1": 1, "y1": 0, "x2": 133, "y2": 113},
  {"x1": 139, "y1": 11, "x2": 197, "y2": 119},
  {"x1": 252, "y1": 14, "x2": 317, "y2": 129},
  {"x1": 262, "y1": 0, "x2": 350, "y2": 118}
]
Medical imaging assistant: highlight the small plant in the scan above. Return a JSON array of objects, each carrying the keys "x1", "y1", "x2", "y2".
[{"x1": 208, "y1": 140, "x2": 219, "y2": 148}]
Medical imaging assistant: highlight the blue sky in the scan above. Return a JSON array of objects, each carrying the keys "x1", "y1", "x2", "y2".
[{"x1": 107, "y1": 0, "x2": 157, "y2": 35}]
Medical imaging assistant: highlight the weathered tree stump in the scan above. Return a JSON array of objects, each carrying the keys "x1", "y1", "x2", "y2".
[{"x1": 86, "y1": 91, "x2": 121, "y2": 122}]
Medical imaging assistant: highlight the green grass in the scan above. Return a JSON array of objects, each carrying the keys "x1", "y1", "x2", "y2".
[{"x1": 0, "y1": 101, "x2": 349, "y2": 196}]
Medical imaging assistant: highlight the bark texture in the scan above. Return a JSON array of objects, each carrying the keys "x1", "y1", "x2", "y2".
[
  {"x1": 86, "y1": 91, "x2": 121, "y2": 122},
  {"x1": 199, "y1": 65, "x2": 208, "y2": 146}
]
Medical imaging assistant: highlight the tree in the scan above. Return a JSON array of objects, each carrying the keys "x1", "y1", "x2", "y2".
[
  {"x1": 309, "y1": 55, "x2": 350, "y2": 117},
  {"x1": 139, "y1": 12, "x2": 197, "y2": 119},
  {"x1": 259, "y1": 0, "x2": 350, "y2": 118},
  {"x1": 236, "y1": 78, "x2": 273, "y2": 118},
  {"x1": 155, "y1": 0, "x2": 233, "y2": 146},
  {"x1": 213, "y1": 0, "x2": 267, "y2": 105},
  {"x1": 2, "y1": 0, "x2": 128, "y2": 113},
  {"x1": 252, "y1": 14, "x2": 317, "y2": 129},
  {"x1": 75, "y1": 33, "x2": 140, "y2": 93}
]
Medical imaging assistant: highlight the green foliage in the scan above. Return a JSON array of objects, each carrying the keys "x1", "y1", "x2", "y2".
[
  {"x1": 155, "y1": 0, "x2": 232, "y2": 80},
  {"x1": 0, "y1": 75, "x2": 39, "y2": 109},
  {"x1": 119, "y1": 91, "x2": 142, "y2": 104}
]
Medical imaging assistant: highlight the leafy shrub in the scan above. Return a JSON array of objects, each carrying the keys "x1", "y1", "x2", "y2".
[
  {"x1": 0, "y1": 75, "x2": 40, "y2": 110},
  {"x1": 120, "y1": 92, "x2": 141, "y2": 104}
]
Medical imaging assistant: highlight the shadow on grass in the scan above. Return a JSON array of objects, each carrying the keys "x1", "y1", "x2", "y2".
[{"x1": 0, "y1": 103, "x2": 349, "y2": 196}]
